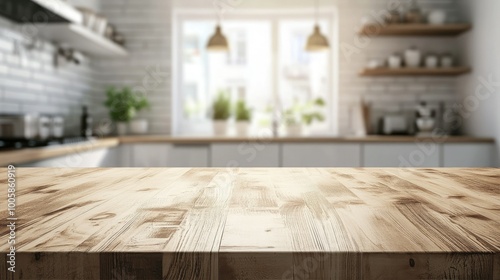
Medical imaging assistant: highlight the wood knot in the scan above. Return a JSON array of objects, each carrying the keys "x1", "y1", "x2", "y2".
[
  {"x1": 409, "y1": 258, "x2": 415, "y2": 267},
  {"x1": 35, "y1": 253, "x2": 42, "y2": 261}
]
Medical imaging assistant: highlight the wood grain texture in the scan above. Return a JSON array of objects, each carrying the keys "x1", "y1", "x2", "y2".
[
  {"x1": 0, "y1": 138, "x2": 120, "y2": 167},
  {"x1": 0, "y1": 168, "x2": 499, "y2": 279},
  {"x1": 359, "y1": 23, "x2": 472, "y2": 36},
  {"x1": 359, "y1": 67, "x2": 471, "y2": 77},
  {"x1": 119, "y1": 135, "x2": 494, "y2": 144},
  {"x1": 494, "y1": 253, "x2": 500, "y2": 280}
]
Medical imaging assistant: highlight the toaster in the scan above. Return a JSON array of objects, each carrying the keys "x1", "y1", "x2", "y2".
[
  {"x1": 382, "y1": 114, "x2": 409, "y2": 135},
  {"x1": 0, "y1": 114, "x2": 38, "y2": 139}
]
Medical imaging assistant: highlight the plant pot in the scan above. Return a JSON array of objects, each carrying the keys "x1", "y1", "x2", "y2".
[
  {"x1": 287, "y1": 124, "x2": 303, "y2": 136},
  {"x1": 236, "y1": 121, "x2": 249, "y2": 136},
  {"x1": 116, "y1": 122, "x2": 128, "y2": 136},
  {"x1": 213, "y1": 121, "x2": 228, "y2": 136},
  {"x1": 130, "y1": 119, "x2": 149, "y2": 135}
]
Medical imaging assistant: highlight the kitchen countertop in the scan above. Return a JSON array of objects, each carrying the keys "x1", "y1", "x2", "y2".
[
  {"x1": 0, "y1": 135, "x2": 495, "y2": 166},
  {"x1": 119, "y1": 135, "x2": 496, "y2": 144},
  {"x1": 0, "y1": 168, "x2": 498, "y2": 279},
  {"x1": 0, "y1": 138, "x2": 120, "y2": 167}
]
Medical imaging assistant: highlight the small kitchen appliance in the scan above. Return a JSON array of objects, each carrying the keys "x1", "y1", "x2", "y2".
[{"x1": 0, "y1": 114, "x2": 38, "y2": 139}]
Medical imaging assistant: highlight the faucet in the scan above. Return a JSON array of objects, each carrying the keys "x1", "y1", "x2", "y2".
[{"x1": 271, "y1": 109, "x2": 282, "y2": 138}]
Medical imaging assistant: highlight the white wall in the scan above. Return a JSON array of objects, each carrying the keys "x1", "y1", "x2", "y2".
[{"x1": 457, "y1": 0, "x2": 500, "y2": 166}]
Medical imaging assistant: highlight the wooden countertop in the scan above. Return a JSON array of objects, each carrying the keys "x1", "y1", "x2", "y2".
[
  {"x1": 0, "y1": 168, "x2": 498, "y2": 279},
  {"x1": 0, "y1": 135, "x2": 495, "y2": 166},
  {"x1": 0, "y1": 138, "x2": 120, "y2": 167},
  {"x1": 119, "y1": 135, "x2": 496, "y2": 144}
]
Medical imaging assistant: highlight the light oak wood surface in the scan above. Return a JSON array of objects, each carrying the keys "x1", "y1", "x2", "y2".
[
  {"x1": 118, "y1": 135, "x2": 494, "y2": 144},
  {"x1": 0, "y1": 168, "x2": 499, "y2": 279},
  {"x1": 359, "y1": 23, "x2": 472, "y2": 36},
  {"x1": 0, "y1": 138, "x2": 120, "y2": 167},
  {"x1": 359, "y1": 67, "x2": 471, "y2": 77}
]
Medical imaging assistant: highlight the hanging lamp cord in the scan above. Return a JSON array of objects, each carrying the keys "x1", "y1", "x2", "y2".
[
  {"x1": 213, "y1": 0, "x2": 222, "y2": 25},
  {"x1": 315, "y1": 0, "x2": 319, "y2": 25}
]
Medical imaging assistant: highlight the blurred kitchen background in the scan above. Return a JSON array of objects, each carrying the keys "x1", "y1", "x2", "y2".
[{"x1": 0, "y1": 0, "x2": 498, "y2": 168}]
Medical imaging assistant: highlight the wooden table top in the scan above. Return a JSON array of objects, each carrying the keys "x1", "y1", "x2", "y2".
[{"x1": 1, "y1": 168, "x2": 499, "y2": 279}]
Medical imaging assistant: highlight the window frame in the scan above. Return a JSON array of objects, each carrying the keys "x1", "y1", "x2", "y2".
[{"x1": 171, "y1": 8, "x2": 339, "y2": 135}]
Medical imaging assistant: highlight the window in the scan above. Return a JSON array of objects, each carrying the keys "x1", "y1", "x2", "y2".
[{"x1": 172, "y1": 9, "x2": 337, "y2": 135}]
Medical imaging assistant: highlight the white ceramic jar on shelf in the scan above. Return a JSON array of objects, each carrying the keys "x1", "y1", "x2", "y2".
[
  {"x1": 404, "y1": 47, "x2": 422, "y2": 68},
  {"x1": 388, "y1": 53, "x2": 403, "y2": 68},
  {"x1": 425, "y1": 54, "x2": 439, "y2": 68},
  {"x1": 428, "y1": 10, "x2": 447, "y2": 25},
  {"x1": 441, "y1": 54, "x2": 454, "y2": 68}
]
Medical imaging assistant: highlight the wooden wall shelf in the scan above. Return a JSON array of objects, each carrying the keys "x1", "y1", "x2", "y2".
[
  {"x1": 360, "y1": 67, "x2": 471, "y2": 77},
  {"x1": 359, "y1": 24, "x2": 472, "y2": 36}
]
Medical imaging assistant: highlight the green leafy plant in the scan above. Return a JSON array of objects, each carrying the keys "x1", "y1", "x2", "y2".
[
  {"x1": 283, "y1": 97, "x2": 326, "y2": 126},
  {"x1": 104, "y1": 87, "x2": 150, "y2": 122},
  {"x1": 212, "y1": 91, "x2": 231, "y2": 120},
  {"x1": 235, "y1": 100, "x2": 252, "y2": 122}
]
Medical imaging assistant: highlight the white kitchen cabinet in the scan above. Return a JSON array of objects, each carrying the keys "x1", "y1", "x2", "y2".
[
  {"x1": 363, "y1": 143, "x2": 441, "y2": 167},
  {"x1": 211, "y1": 143, "x2": 280, "y2": 167},
  {"x1": 23, "y1": 148, "x2": 114, "y2": 168},
  {"x1": 443, "y1": 143, "x2": 494, "y2": 167},
  {"x1": 127, "y1": 144, "x2": 209, "y2": 167},
  {"x1": 167, "y1": 144, "x2": 209, "y2": 167},
  {"x1": 130, "y1": 144, "x2": 169, "y2": 167},
  {"x1": 282, "y1": 143, "x2": 361, "y2": 167},
  {"x1": 100, "y1": 147, "x2": 121, "y2": 167}
]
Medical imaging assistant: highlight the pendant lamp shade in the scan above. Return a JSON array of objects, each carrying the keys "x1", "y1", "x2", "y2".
[
  {"x1": 207, "y1": 25, "x2": 229, "y2": 52},
  {"x1": 305, "y1": 25, "x2": 329, "y2": 52}
]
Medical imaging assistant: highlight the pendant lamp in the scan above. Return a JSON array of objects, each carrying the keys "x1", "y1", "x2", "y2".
[
  {"x1": 306, "y1": 0, "x2": 330, "y2": 52},
  {"x1": 207, "y1": 5, "x2": 229, "y2": 53}
]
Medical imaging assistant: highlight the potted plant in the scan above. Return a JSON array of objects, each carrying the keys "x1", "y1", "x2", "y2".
[
  {"x1": 129, "y1": 95, "x2": 151, "y2": 135},
  {"x1": 211, "y1": 91, "x2": 231, "y2": 136},
  {"x1": 235, "y1": 99, "x2": 252, "y2": 136},
  {"x1": 283, "y1": 98, "x2": 326, "y2": 136},
  {"x1": 104, "y1": 87, "x2": 150, "y2": 135}
]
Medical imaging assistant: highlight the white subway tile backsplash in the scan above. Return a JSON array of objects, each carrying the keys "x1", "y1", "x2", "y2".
[
  {"x1": 9, "y1": 68, "x2": 31, "y2": 79},
  {"x1": 0, "y1": 64, "x2": 7, "y2": 75},
  {"x1": 2, "y1": 90, "x2": 38, "y2": 103},
  {"x1": 0, "y1": 77, "x2": 24, "y2": 89},
  {"x1": 368, "y1": 84, "x2": 386, "y2": 92},
  {"x1": 0, "y1": 22, "x2": 93, "y2": 135},
  {"x1": 388, "y1": 84, "x2": 406, "y2": 92},
  {"x1": 0, "y1": 102, "x2": 20, "y2": 113},
  {"x1": 408, "y1": 84, "x2": 427, "y2": 92}
]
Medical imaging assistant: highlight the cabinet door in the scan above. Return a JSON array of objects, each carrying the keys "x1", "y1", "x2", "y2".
[
  {"x1": 131, "y1": 144, "x2": 169, "y2": 167},
  {"x1": 211, "y1": 143, "x2": 280, "y2": 167},
  {"x1": 282, "y1": 143, "x2": 361, "y2": 167},
  {"x1": 443, "y1": 144, "x2": 494, "y2": 167},
  {"x1": 100, "y1": 147, "x2": 121, "y2": 167},
  {"x1": 24, "y1": 148, "x2": 111, "y2": 168},
  {"x1": 363, "y1": 143, "x2": 441, "y2": 167},
  {"x1": 168, "y1": 145, "x2": 209, "y2": 167}
]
